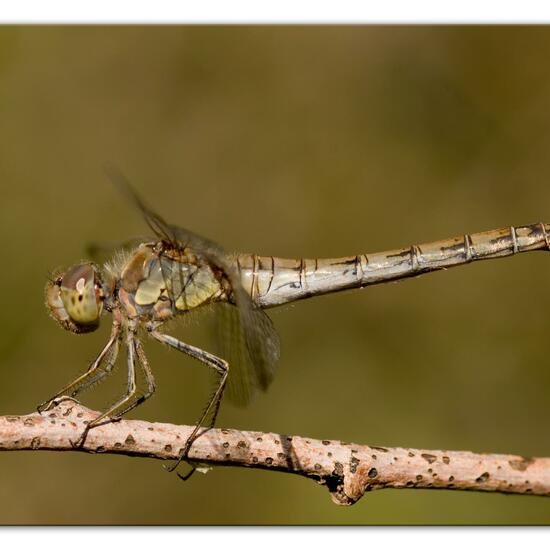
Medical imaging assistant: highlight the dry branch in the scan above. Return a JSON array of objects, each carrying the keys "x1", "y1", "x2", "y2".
[{"x1": 0, "y1": 399, "x2": 548, "y2": 505}]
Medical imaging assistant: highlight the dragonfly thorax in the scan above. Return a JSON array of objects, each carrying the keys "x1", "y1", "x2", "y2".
[
  {"x1": 118, "y1": 243, "x2": 227, "y2": 322},
  {"x1": 46, "y1": 263, "x2": 105, "y2": 334}
]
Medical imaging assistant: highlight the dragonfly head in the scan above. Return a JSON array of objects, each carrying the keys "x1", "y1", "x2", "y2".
[{"x1": 45, "y1": 263, "x2": 105, "y2": 334}]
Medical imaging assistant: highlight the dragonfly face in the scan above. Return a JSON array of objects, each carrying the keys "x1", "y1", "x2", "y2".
[{"x1": 45, "y1": 262, "x2": 105, "y2": 334}]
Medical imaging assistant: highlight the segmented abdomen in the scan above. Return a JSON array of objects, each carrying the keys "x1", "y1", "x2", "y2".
[{"x1": 236, "y1": 223, "x2": 550, "y2": 308}]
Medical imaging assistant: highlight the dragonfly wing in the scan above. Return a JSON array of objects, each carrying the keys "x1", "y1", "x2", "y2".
[
  {"x1": 214, "y1": 302, "x2": 254, "y2": 406},
  {"x1": 104, "y1": 163, "x2": 197, "y2": 248},
  {"x1": 232, "y1": 285, "x2": 280, "y2": 391},
  {"x1": 214, "y1": 300, "x2": 279, "y2": 406},
  {"x1": 163, "y1": 227, "x2": 281, "y2": 393}
]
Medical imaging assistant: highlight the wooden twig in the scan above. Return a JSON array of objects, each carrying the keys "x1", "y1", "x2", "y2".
[{"x1": 0, "y1": 399, "x2": 548, "y2": 505}]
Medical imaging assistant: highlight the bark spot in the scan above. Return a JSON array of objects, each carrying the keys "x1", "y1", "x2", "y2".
[
  {"x1": 96, "y1": 446, "x2": 106, "y2": 453},
  {"x1": 408, "y1": 452, "x2": 415, "y2": 458},
  {"x1": 416, "y1": 475, "x2": 423, "y2": 481},
  {"x1": 222, "y1": 442, "x2": 230, "y2": 449},
  {"x1": 333, "y1": 462, "x2": 344, "y2": 476},
  {"x1": 265, "y1": 457, "x2": 273, "y2": 465},
  {"x1": 322, "y1": 440, "x2": 330, "y2": 446},
  {"x1": 164, "y1": 444, "x2": 172, "y2": 453},
  {"x1": 421, "y1": 453, "x2": 437, "y2": 464},
  {"x1": 476, "y1": 472, "x2": 490, "y2": 483},
  {"x1": 125, "y1": 434, "x2": 136, "y2": 445},
  {"x1": 371, "y1": 446, "x2": 388, "y2": 453},
  {"x1": 252, "y1": 456, "x2": 258, "y2": 463},
  {"x1": 350, "y1": 456, "x2": 360, "y2": 474},
  {"x1": 277, "y1": 453, "x2": 286, "y2": 460},
  {"x1": 237, "y1": 441, "x2": 247, "y2": 449},
  {"x1": 24, "y1": 418, "x2": 34, "y2": 427},
  {"x1": 31, "y1": 437, "x2": 41, "y2": 449},
  {"x1": 442, "y1": 456, "x2": 450, "y2": 465},
  {"x1": 6, "y1": 417, "x2": 18, "y2": 422},
  {"x1": 449, "y1": 475, "x2": 455, "y2": 482},
  {"x1": 314, "y1": 463, "x2": 322, "y2": 471},
  {"x1": 256, "y1": 437, "x2": 263, "y2": 442},
  {"x1": 114, "y1": 442, "x2": 122, "y2": 449},
  {"x1": 368, "y1": 467, "x2": 378, "y2": 479}
]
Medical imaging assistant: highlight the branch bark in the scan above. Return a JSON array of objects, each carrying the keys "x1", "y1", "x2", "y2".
[{"x1": 1, "y1": 399, "x2": 548, "y2": 505}]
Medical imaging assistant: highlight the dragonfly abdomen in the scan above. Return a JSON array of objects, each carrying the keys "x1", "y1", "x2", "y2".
[{"x1": 236, "y1": 223, "x2": 550, "y2": 308}]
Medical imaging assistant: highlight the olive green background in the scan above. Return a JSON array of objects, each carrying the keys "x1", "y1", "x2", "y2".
[{"x1": 0, "y1": 26, "x2": 549, "y2": 524}]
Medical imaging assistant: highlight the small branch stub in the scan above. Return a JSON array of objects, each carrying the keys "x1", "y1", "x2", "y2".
[{"x1": 0, "y1": 400, "x2": 549, "y2": 505}]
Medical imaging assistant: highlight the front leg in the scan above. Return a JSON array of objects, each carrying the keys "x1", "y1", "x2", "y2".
[{"x1": 37, "y1": 320, "x2": 121, "y2": 414}]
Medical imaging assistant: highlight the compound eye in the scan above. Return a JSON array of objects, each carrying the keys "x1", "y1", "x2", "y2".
[{"x1": 59, "y1": 264, "x2": 103, "y2": 328}]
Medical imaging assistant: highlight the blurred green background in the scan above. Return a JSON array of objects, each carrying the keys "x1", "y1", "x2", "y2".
[{"x1": 0, "y1": 26, "x2": 549, "y2": 524}]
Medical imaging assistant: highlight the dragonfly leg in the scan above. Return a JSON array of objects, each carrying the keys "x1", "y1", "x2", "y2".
[
  {"x1": 112, "y1": 337, "x2": 156, "y2": 419},
  {"x1": 70, "y1": 338, "x2": 120, "y2": 398},
  {"x1": 73, "y1": 328, "x2": 140, "y2": 447},
  {"x1": 37, "y1": 320, "x2": 121, "y2": 414},
  {"x1": 149, "y1": 329, "x2": 228, "y2": 477}
]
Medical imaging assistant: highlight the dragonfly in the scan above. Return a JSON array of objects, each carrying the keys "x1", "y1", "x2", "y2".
[{"x1": 40, "y1": 169, "x2": 550, "y2": 478}]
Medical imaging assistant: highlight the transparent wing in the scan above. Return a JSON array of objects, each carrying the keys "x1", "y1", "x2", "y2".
[
  {"x1": 105, "y1": 164, "x2": 280, "y2": 401},
  {"x1": 104, "y1": 163, "x2": 221, "y2": 256},
  {"x1": 213, "y1": 301, "x2": 279, "y2": 407},
  {"x1": 231, "y1": 285, "x2": 280, "y2": 392},
  {"x1": 213, "y1": 302, "x2": 254, "y2": 406}
]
